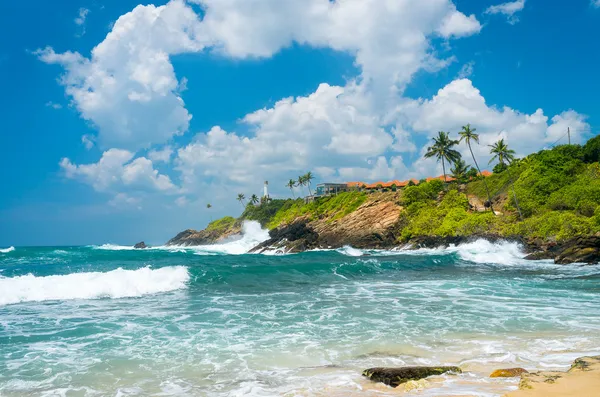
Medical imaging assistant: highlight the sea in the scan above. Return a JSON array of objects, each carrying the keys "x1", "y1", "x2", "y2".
[{"x1": 1, "y1": 221, "x2": 600, "y2": 397}]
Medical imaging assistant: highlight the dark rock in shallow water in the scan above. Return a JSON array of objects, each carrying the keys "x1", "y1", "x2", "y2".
[
  {"x1": 134, "y1": 241, "x2": 147, "y2": 249},
  {"x1": 554, "y1": 236, "x2": 600, "y2": 264},
  {"x1": 362, "y1": 366, "x2": 462, "y2": 387},
  {"x1": 250, "y1": 221, "x2": 319, "y2": 253}
]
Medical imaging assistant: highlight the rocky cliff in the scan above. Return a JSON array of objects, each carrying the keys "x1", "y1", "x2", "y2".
[{"x1": 166, "y1": 190, "x2": 600, "y2": 264}]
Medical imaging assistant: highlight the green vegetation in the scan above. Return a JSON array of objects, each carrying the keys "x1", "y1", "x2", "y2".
[
  {"x1": 266, "y1": 191, "x2": 368, "y2": 229},
  {"x1": 203, "y1": 134, "x2": 600, "y2": 245},
  {"x1": 424, "y1": 131, "x2": 461, "y2": 182},
  {"x1": 205, "y1": 216, "x2": 236, "y2": 233}
]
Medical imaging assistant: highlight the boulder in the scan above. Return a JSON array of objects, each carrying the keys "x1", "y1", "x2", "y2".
[
  {"x1": 362, "y1": 366, "x2": 462, "y2": 388},
  {"x1": 490, "y1": 368, "x2": 529, "y2": 378},
  {"x1": 554, "y1": 236, "x2": 600, "y2": 264},
  {"x1": 134, "y1": 241, "x2": 147, "y2": 249}
]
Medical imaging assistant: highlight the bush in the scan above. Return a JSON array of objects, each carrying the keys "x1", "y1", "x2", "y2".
[
  {"x1": 583, "y1": 135, "x2": 600, "y2": 163},
  {"x1": 402, "y1": 180, "x2": 444, "y2": 206},
  {"x1": 206, "y1": 216, "x2": 236, "y2": 233}
]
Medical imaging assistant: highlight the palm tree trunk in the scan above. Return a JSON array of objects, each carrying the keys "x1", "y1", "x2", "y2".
[
  {"x1": 468, "y1": 143, "x2": 494, "y2": 213},
  {"x1": 307, "y1": 183, "x2": 313, "y2": 196},
  {"x1": 290, "y1": 188, "x2": 295, "y2": 199},
  {"x1": 442, "y1": 159, "x2": 447, "y2": 183},
  {"x1": 506, "y1": 165, "x2": 524, "y2": 221}
]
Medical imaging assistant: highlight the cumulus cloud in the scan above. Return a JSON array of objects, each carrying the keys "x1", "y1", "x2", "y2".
[
  {"x1": 40, "y1": 0, "x2": 481, "y2": 153},
  {"x1": 37, "y1": 0, "x2": 209, "y2": 150},
  {"x1": 175, "y1": 83, "x2": 404, "y2": 191},
  {"x1": 396, "y1": 79, "x2": 590, "y2": 161},
  {"x1": 197, "y1": 0, "x2": 480, "y2": 93},
  {"x1": 457, "y1": 61, "x2": 474, "y2": 79},
  {"x1": 485, "y1": 0, "x2": 525, "y2": 24},
  {"x1": 60, "y1": 149, "x2": 177, "y2": 193},
  {"x1": 148, "y1": 146, "x2": 173, "y2": 163}
]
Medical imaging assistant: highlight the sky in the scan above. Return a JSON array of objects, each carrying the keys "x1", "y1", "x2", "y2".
[{"x1": 1, "y1": 0, "x2": 599, "y2": 246}]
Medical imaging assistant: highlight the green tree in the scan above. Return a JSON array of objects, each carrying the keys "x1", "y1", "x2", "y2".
[
  {"x1": 249, "y1": 194, "x2": 259, "y2": 205},
  {"x1": 450, "y1": 159, "x2": 470, "y2": 183},
  {"x1": 297, "y1": 175, "x2": 307, "y2": 196},
  {"x1": 304, "y1": 172, "x2": 315, "y2": 196},
  {"x1": 286, "y1": 179, "x2": 297, "y2": 198},
  {"x1": 459, "y1": 124, "x2": 494, "y2": 211},
  {"x1": 236, "y1": 193, "x2": 246, "y2": 207},
  {"x1": 425, "y1": 131, "x2": 461, "y2": 183},
  {"x1": 489, "y1": 139, "x2": 523, "y2": 220}
]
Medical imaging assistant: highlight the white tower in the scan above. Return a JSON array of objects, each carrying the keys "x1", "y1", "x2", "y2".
[{"x1": 263, "y1": 181, "x2": 269, "y2": 199}]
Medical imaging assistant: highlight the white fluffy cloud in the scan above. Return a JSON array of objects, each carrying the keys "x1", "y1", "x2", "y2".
[
  {"x1": 176, "y1": 83, "x2": 407, "y2": 191},
  {"x1": 60, "y1": 149, "x2": 177, "y2": 193},
  {"x1": 37, "y1": 0, "x2": 209, "y2": 150},
  {"x1": 40, "y1": 0, "x2": 481, "y2": 153},
  {"x1": 198, "y1": 0, "x2": 480, "y2": 92},
  {"x1": 397, "y1": 79, "x2": 590, "y2": 161},
  {"x1": 148, "y1": 146, "x2": 173, "y2": 163},
  {"x1": 485, "y1": 0, "x2": 525, "y2": 24}
]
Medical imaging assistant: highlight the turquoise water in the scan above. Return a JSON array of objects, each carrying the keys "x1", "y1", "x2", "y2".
[{"x1": 1, "y1": 227, "x2": 600, "y2": 396}]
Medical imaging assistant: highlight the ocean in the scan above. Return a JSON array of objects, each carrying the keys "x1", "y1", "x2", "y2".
[{"x1": 1, "y1": 222, "x2": 600, "y2": 396}]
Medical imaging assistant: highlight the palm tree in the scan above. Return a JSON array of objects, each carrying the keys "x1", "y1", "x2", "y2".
[
  {"x1": 297, "y1": 175, "x2": 307, "y2": 196},
  {"x1": 206, "y1": 203, "x2": 212, "y2": 221},
  {"x1": 459, "y1": 124, "x2": 494, "y2": 211},
  {"x1": 236, "y1": 193, "x2": 246, "y2": 207},
  {"x1": 304, "y1": 172, "x2": 314, "y2": 196},
  {"x1": 286, "y1": 179, "x2": 297, "y2": 198},
  {"x1": 489, "y1": 139, "x2": 523, "y2": 220},
  {"x1": 450, "y1": 159, "x2": 470, "y2": 183},
  {"x1": 250, "y1": 194, "x2": 259, "y2": 206},
  {"x1": 424, "y1": 131, "x2": 461, "y2": 182}
]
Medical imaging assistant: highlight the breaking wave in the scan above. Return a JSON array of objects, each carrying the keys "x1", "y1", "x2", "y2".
[
  {"x1": 187, "y1": 221, "x2": 270, "y2": 255},
  {"x1": 0, "y1": 246, "x2": 15, "y2": 253},
  {"x1": 0, "y1": 266, "x2": 189, "y2": 306}
]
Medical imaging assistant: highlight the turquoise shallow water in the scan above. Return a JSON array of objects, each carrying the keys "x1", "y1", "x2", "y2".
[{"x1": 1, "y1": 232, "x2": 600, "y2": 396}]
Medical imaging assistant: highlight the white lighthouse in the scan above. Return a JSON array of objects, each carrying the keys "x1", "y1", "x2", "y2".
[{"x1": 263, "y1": 181, "x2": 269, "y2": 199}]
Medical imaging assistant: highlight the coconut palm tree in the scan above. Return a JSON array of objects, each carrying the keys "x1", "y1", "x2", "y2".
[
  {"x1": 236, "y1": 193, "x2": 246, "y2": 207},
  {"x1": 489, "y1": 139, "x2": 523, "y2": 220},
  {"x1": 304, "y1": 172, "x2": 314, "y2": 196},
  {"x1": 459, "y1": 124, "x2": 494, "y2": 211},
  {"x1": 297, "y1": 175, "x2": 307, "y2": 196},
  {"x1": 424, "y1": 131, "x2": 461, "y2": 182},
  {"x1": 450, "y1": 159, "x2": 470, "y2": 183},
  {"x1": 249, "y1": 194, "x2": 259, "y2": 206},
  {"x1": 286, "y1": 179, "x2": 297, "y2": 198}
]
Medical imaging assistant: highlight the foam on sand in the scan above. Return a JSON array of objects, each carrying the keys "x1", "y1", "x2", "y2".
[{"x1": 0, "y1": 266, "x2": 189, "y2": 306}]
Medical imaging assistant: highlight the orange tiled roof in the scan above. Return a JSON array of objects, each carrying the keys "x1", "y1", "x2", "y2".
[{"x1": 479, "y1": 170, "x2": 492, "y2": 177}]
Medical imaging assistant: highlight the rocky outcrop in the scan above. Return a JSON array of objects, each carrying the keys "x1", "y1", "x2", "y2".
[
  {"x1": 250, "y1": 196, "x2": 403, "y2": 253},
  {"x1": 362, "y1": 366, "x2": 462, "y2": 388},
  {"x1": 166, "y1": 225, "x2": 241, "y2": 246},
  {"x1": 250, "y1": 220, "x2": 319, "y2": 253},
  {"x1": 504, "y1": 356, "x2": 600, "y2": 396},
  {"x1": 554, "y1": 235, "x2": 600, "y2": 264},
  {"x1": 523, "y1": 235, "x2": 600, "y2": 264},
  {"x1": 490, "y1": 368, "x2": 529, "y2": 378},
  {"x1": 133, "y1": 241, "x2": 147, "y2": 249}
]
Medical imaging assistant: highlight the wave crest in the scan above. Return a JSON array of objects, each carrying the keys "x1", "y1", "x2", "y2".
[
  {"x1": 0, "y1": 266, "x2": 189, "y2": 306},
  {"x1": 0, "y1": 246, "x2": 15, "y2": 253}
]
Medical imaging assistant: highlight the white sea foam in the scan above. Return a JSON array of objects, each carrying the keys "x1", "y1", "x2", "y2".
[
  {"x1": 0, "y1": 266, "x2": 189, "y2": 306},
  {"x1": 187, "y1": 221, "x2": 270, "y2": 255},
  {"x1": 0, "y1": 246, "x2": 15, "y2": 253},
  {"x1": 92, "y1": 244, "x2": 136, "y2": 251}
]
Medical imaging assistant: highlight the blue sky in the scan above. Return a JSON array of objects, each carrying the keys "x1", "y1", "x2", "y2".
[{"x1": 1, "y1": 0, "x2": 599, "y2": 246}]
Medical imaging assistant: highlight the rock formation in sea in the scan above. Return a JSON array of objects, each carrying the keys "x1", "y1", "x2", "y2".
[
  {"x1": 133, "y1": 241, "x2": 147, "y2": 249},
  {"x1": 362, "y1": 366, "x2": 462, "y2": 387}
]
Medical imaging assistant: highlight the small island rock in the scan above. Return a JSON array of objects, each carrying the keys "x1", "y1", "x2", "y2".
[
  {"x1": 134, "y1": 241, "x2": 148, "y2": 249},
  {"x1": 362, "y1": 366, "x2": 462, "y2": 388}
]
